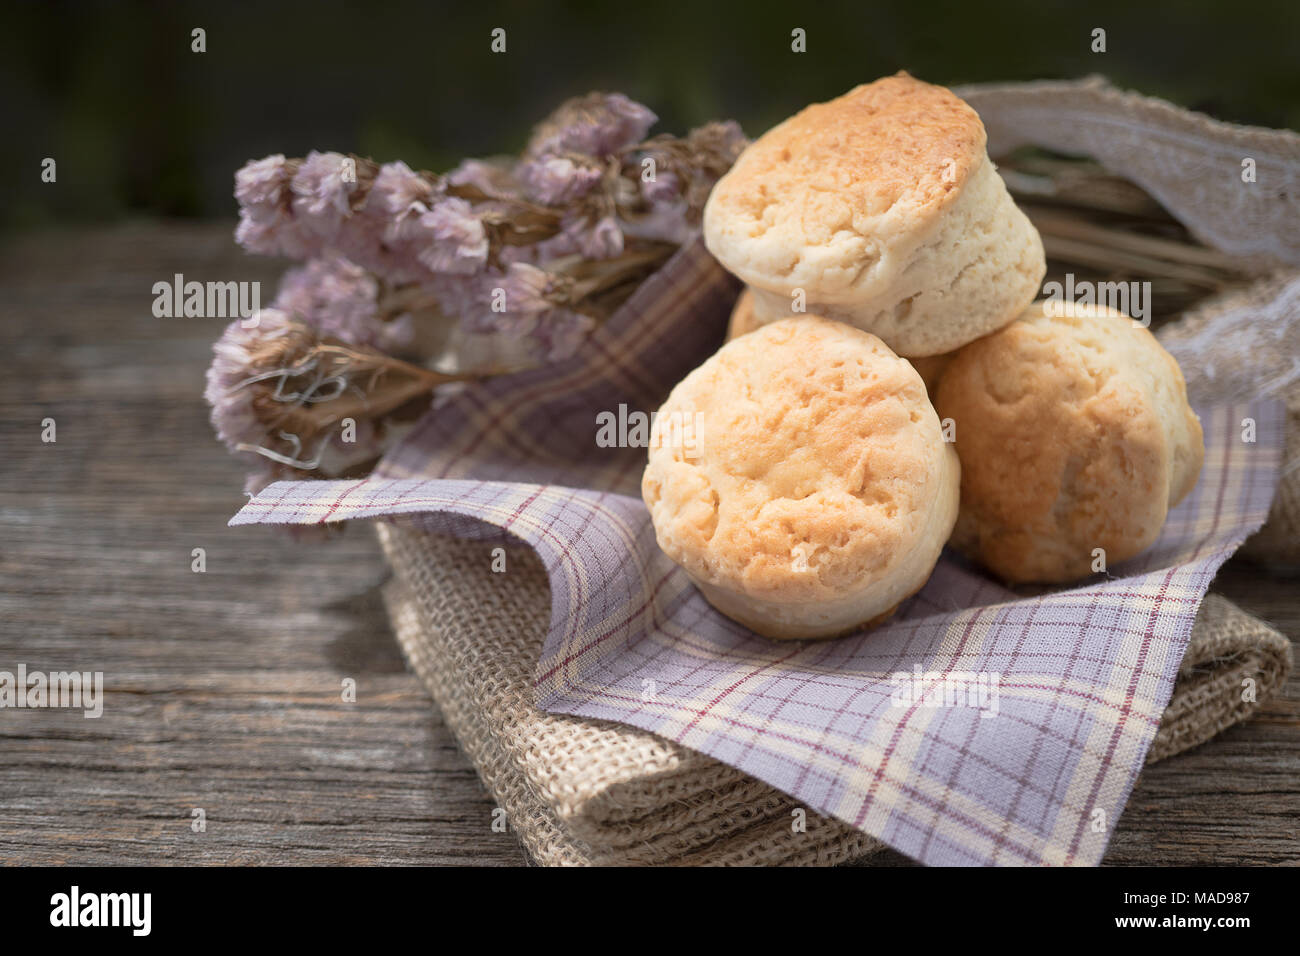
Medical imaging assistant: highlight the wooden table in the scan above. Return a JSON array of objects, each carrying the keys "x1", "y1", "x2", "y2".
[{"x1": 1, "y1": 222, "x2": 1295, "y2": 865}]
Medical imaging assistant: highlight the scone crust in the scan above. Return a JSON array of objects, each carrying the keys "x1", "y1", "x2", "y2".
[
  {"x1": 703, "y1": 72, "x2": 986, "y2": 299},
  {"x1": 936, "y1": 302, "x2": 1204, "y2": 583},
  {"x1": 642, "y1": 316, "x2": 955, "y2": 610}
]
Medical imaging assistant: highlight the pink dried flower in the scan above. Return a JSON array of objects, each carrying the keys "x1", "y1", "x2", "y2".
[
  {"x1": 517, "y1": 154, "x2": 603, "y2": 205},
  {"x1": 578, "y1": 216, "x2": 624, "y2": 259},
  {"x1": 205, "y1": 308, "x2": 473, "y2": 493},
  {"x1": 417, "y1": 273, "x2": 483, "y2": 325},
  {"x1": 527, "y1": 92, "x2": 657, "y2": 158},
  {"x1": 273, "y1": 255, "x2": 411, "y2": 352},
  {"x1": 235, "y1": 154, "x2": 293, "y2": 206},
  {"x1": 528, "y1": 212, "x2": 623, "y2": 263},
  {"x1": 204, "y1": 308, "x2": 297, "y2": 462},
  {"x1": 464, "y1": 305, "x2": 594, "y2": 364},
  {"x1": 689, "y1": 120, "x2": 748, "y2": 163},
  {"x1": 494, "y1": 263, "x2": 566, "y2": 314},
  {"x1": 296, "y1": 161, "x2": 445, "y2": 284},
  {"x1": 234, "y1": 210, "x2": 309, "y2": 258},
  {"x1": 619, "y1": 200, "x2": 694, "y2": 245},
  {"x1": 291, "y1": 151, "x2": 359, "y2": 239},
  {"x1": 370, "y1": 161, "x2": 436, "y2": 214},
  {"x1": 447, "y1": 158, "x2": 521, "y2": 200},
  {"x1": 529, "y1": 308, "x2": 595, "y2": 361},
  {"x1": 416, "y1": 197, "x2": 489, "y2": 274},
  {"x1": 233, "y1": 155, "x2": 314, "y2": 257},
  {"x1": 640, "y1": 169, "x2": 680, "y2": 203},
  {"x1": 368, "y1": 161, "x2": 441, "y2": 244}
]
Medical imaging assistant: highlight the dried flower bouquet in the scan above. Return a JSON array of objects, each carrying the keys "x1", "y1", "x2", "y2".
[{"x1": 206, "y1": 93, "x2": 745, "y2": 495}]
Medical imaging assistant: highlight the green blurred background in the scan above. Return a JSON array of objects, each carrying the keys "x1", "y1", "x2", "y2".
[{"x1": 3, "y1": 0, "x2": 1298, "y2": 231}]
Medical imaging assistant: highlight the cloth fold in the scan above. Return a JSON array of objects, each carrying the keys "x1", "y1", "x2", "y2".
[
  {"x1": 232, "y1": 396, "x2": 1283, "y2": 865},
  {"x1": 379, "y1": 523, "x2": 882, "y2": 866},
  {"x1": 376, "y1": 523, "x2": 1290, "y2": 865}
]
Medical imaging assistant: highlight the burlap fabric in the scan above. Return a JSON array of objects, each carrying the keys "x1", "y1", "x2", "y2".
[
  {"x1": 1149, "y1": 590, "x2": 1293, "y2": 763},
  {"x1": 378, "y1": 521, "x2": 1290, "y2": 865},
  {"x1": 1158, "y1": 273, "x2": 1300, "y2": 565},
  {"x1": 956, "y1": 76, "x2": 1300, "y2": 266}
]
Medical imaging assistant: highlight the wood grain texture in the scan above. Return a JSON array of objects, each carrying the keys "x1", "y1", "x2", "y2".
[{"x1": 0, "y1": 222, "x2": 1295, "y2": 866}]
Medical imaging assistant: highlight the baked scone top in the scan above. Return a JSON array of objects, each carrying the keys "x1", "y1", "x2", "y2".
[
  {"x1": 642, "y1": 316, "x2": 950, "y2": 602},
  {"x1": 936, "y1": 302, "x2": 1204, "y2": 583},
  {"x1": 703, "y1": 73, "x2": 987, "y2": 300}
]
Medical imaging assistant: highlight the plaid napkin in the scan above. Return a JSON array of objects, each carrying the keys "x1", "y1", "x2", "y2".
[{"x1": 231, "y1": 240, "x2": 1284, "y2": 865}]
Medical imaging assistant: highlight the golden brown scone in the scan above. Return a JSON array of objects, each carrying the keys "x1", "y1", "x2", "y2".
[
  {"x1": 702, "y1": 73, "x2": 1045, "y2": 357},
  {"x1": 935, "y1": 301, "x2": 1204, "y2": 584},
  {"x1": 642, "y1": 315, "x2": 959, "y2": 640}
]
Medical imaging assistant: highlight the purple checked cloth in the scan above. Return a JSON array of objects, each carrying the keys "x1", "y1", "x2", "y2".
[{"x1": 231, "y1": 239, "x2": 1284, "y2": 866}]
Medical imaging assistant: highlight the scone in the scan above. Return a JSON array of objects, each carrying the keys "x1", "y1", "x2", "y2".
[
  {"x1": 702, "y1": 72, "x2": 1045, "y2": 357},
  {"x1": 935, "y1": 301, "x2": 1205, "y2": 584},
  {"x1": 642, "y1": 316, "x2": 960, "y2": 640}
]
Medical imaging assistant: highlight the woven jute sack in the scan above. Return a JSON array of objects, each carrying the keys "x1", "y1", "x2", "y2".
[{"x1": 378, "y1": 522, "x2": 1290, "y2": 866}]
